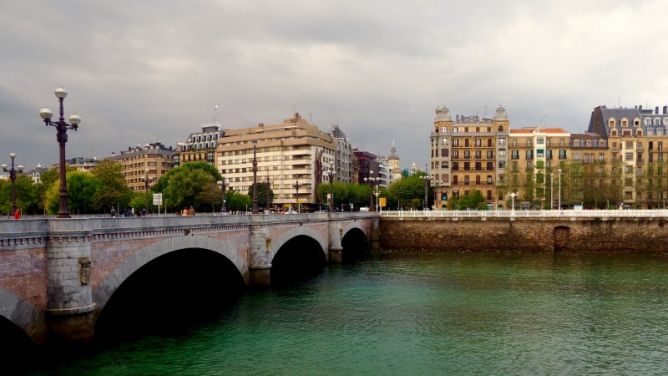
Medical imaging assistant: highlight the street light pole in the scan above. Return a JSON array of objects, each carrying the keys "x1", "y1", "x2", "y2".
[
  {"x1": 266, "y1": 172, "x2": 271, "y2": 212},
  {"x1": 39, "y1": 87, "x2": 81, "y2": 218},
  {"x1": 218, "y1": 177, "x2": 227, "y2": 213},
  {"x1": 550, "y1": 173, "x2": 554, "y2": 210},
  {"x1": 294, "y1": 180, "x2": 300, "y2": 213},
  {"x1": 423, "y1": 175, "x2": 431, "y2": 210},
  {"x1": 143, "y1": 168, "x2": 151, "y2": 212},
  {"x1": 510, "y1": 192, "x2": 516, "y2": 212},
  {"x1": 252, "y1": 142, "x2": 258, "y2": 214},
  {"x1": 328, "y1": 167, "x2": 334, "y2": 212},
  {"x1": 1, "y1": 153, "x2": 23, "y2": 215},
  {"x1": 558, "y1": 168, "x2": 562, "y2": 210}
]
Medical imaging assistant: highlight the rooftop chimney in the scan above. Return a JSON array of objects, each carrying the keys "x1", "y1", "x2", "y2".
[
  {"x1": 664, "y1": 106, "x2": 667, "y2": 115},
  {"x1": 656, "y1": 106, "x2": 660, "y2": 115}
]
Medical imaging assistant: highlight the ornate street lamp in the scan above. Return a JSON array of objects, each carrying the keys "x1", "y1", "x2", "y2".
[
  {"x1": 252, "y1": 141, "x2": 258, "y2": 214},
  {"x1": 558, "y1": 168, "x2": 562, "y2": 210},
  {"x1": 217, "y1": 176, "x2": 227, "y2": 213},
  {"x1": 364, "y1": 170, "x2": 380, "y2": 211},
  {"x1": 294, "y1": 180, "x2": 300, "y2": 213},
  {"x1": 141, "y1": 168, "x2": 153, "y2": 212},
  {"x1": 39, "y1": 87, "x2": 81, "y2": 218},
  {"x1": 422, "y1": 174, "x2": 432, "y2": 210},
  {"x1": 510, "y1": 192, "x2": 517, "y2": 212},
  {"x1": 1, "y1": 153, "x2": 24, "y2": 215},
  {"x1": 328, "y1": 166, "x2": 335, "y2": 212}
]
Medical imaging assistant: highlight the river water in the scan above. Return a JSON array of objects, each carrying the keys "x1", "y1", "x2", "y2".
[{"x1": 33, "y1": 252, "x2": 668, "y2": 375}]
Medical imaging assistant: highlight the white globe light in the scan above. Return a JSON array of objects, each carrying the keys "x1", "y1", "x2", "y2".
[
  {"x1": 17, "y1": 165, "x2": 24, "y2": 172},
  {"x1": 55, "y1": 87, "x2": 67, "y2": 99},
  {"x1": 39, "y1": 107, "x2": 53, "y2": 120},
  {"x1": 69, "y1": 114, "x2": 81, "y2": 125},
  {"x1": 9, "y1": 153, "x2": 16, "y2": 159}
]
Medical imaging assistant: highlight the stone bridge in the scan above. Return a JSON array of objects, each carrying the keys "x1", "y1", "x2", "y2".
[{"x1": 0, "y1": 212, "x2": 378, "y2": 346}]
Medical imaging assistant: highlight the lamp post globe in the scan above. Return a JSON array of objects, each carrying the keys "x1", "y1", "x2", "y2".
[
  {"x1": 2, "y1": 153, "x2": 23, "y2": 215},
  {"x1": 40, "y1": 87, "x2": 81, "y2": 218}
]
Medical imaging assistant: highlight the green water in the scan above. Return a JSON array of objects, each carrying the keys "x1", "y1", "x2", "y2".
[{"x1": 36, "y1": 252, "x2": 668, "y2": 375}]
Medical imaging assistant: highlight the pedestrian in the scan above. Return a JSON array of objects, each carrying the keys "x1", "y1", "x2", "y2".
[
  {"x1": 182, "y1": 207, "x2": 189, "y2": 216},
  {"x1": 110, "y1": 207, "x2": 116, "y2": 217},
  {"x1": 13, "y1": 208, "x2": 21, "y2": 220},
  {"x1": 189, "y1": 206, "x2": 196, "y2": 216}
]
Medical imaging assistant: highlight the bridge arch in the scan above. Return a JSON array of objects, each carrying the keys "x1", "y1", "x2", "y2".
[
  {"x1": 93, "y1": 234, "x2": 249, "y2": 314},
  {"x1": 269, "y1": 228, "x2": 328, "y2": 284},
  {"x1": 0, "y1": 288, "x2": 44, "y2": 345},
  {"x1": 341, "y1": 225, "x2": 370, "y2": 263},
  {"x1": 268, "y1": 226, "x2": 329, "y2": 262}
]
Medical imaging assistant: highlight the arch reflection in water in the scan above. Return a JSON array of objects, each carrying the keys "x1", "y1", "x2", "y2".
[
  {"x1": 96, "y1": 248, "x2": 245, "y2": 341},
  {"x1": 271, "y1": 235, "x2": 326, "y2": 286}
]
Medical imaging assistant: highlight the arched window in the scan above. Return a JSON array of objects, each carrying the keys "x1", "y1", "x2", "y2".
[
  {"x1": 498, "y1": 125, "x2": 504, "y2": 132},
  {"x1": 655, "y1": 118, "x2": 662, "y2": 126}
]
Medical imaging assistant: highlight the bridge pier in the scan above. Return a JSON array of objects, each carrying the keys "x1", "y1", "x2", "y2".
[
  {"x1": 328, "y1": 218, "x2": 343, "y2": 264},
  {"x1": 249, "y1": 266, "x2": 272, "y2": 287},
  {"x1": 45, "y1": 233, "x2": 95, "y2": 344}
]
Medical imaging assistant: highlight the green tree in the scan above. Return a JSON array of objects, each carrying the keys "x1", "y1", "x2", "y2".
[
  {"x1": 44, "y1": 171, "x2": 100, "y2": 215},
  {"x1": 225, "y1": 190, "x2": 251, "y2": 212},
  {"x1": 448, "y1": 190, "x2": 486, "y2": 210},
  {"x1": 0, "y1": 175, "x2": 39, "y2": 215},
  {"x1": 247, "y1": 182, "x2": 274, "y2": 209},
  {"x1": 91, "y1": 160, "x2": 133, "y2": 212},
  {"x1": 153, "y1": 163, "x2": 221, "y2": 211},
  {"x1": 388, "y1": 173, "x2": 431, "y2": 209}
]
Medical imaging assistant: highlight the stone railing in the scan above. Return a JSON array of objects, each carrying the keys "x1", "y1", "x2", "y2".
[{"x1": 381, "y1": 209, "x2": 668, "y2": 218}]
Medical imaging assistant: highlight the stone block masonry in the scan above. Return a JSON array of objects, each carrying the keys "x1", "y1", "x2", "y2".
[{"x1": 380, "y1": 217, "x2": 668, "y2": 253}]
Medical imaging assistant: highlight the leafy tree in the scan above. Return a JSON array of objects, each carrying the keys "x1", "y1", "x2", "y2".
[
  {"x1": 44, "y1": 171, "x2": 100, "y2": 215},
  {"x1": 388, "y1": 173, "x2": 431, "y2": 209},
  {"x1": 225, "y1": 190, "x2": 251, "y2": 212},
  {"x1": 91, "y1": 160, "x2": 133, "y2": 212},
  {"x1": 153, "y1": 163, "x2": 221, "y2": 212},
  {"x1": 247, "y1": 182, "x2": 274, "y2": 209},
  {"x1": 0, "y1": 175, "x2": 38, "y2": 215},
  {"x1": 199, "y1": 182, "x2": 224, "y2": 212},
  {"x1": 448, "y1": 190, "x2": 487, "y2": 210}
]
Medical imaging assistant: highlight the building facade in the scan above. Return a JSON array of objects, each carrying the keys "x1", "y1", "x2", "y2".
[
  {"x1": 173, "y1": 124, "x2": 224, "y2": 167},
  {"x1": 216, "y1": 113, "x2": 335, "y2": 207},
  {"x1": 105, "y1": 143, "x2": 175, "y2": 191},
  {"x1": 429, "y1": 103, "x2": 668, "y2": 210},
  {"x1": 330, "y1": 124, "x2": 354, "y2": 183},
  {"x1": 430, "y1": 106, "x2": 510, "y2": 209},
  {"x1": 387, "y1": 141, "x2": 402, "y2": 184}
]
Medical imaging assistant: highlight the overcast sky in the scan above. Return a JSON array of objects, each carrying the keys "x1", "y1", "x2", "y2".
[{"x1": 2, "y1": 0, "x2": 667, "y2": 171}]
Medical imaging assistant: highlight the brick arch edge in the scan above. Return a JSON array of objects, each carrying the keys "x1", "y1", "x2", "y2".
[
  {"x1": 93, "y1": 235, "x2": 250, "y2": 314},
  {"x1": 0, "y1": 288, "x2": 46, "y2": 344}
]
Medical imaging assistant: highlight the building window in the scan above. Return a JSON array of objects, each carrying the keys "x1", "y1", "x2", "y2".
[
  {"x1": 441, "y1": 148, "x2": 449, "y2": 157},
  {"x1": 486, "y1": 162, "x2": 493, "y2": 170},
  {"x1": 464, "y1": 175, "x2": 470, "y2": 185},
  {"x1": 511, "y1": 150, "x2": 519, "y2": 159},
  {"x1": 526, "y1": 150, "x2": 533, "y2": 159},
  {"x1": 487, "y1": 175, "x2": 493, "y2": 184},
  {"x1": 487, "y1": 150, "x2": 494, "y2": 159},
  {"x1": 441, "y1": 161, "x2": 449, "y2": 169},
  {"x1": 464, "y1": 150, "x2": 470, "y2": 159},
  {"x1": 546, "y1": 149, "x2": 553, "y2": 160},
  {"x1": 476, "y1": 175, "x2": 481, "y2": 184},
  {"x1": 559, "y1": 149, "x2": 567, "y2": 159},
  {"x1": 537, "y1": 137, "x2": 545, "y2": 145}
]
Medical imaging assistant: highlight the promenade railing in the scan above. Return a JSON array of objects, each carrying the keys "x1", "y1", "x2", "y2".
[{"x1": 381, "y1": 209, "x2": 668, "y2": 218}]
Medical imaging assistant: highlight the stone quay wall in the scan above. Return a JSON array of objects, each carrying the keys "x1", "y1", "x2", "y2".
[{"x1": 380, "y1": 216, "x2": 668, "y2": 252}]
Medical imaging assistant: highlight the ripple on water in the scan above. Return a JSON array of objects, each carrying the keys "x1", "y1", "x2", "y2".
[{"x1": 32, "y1": 252, "x2": 668, "y2": 375}]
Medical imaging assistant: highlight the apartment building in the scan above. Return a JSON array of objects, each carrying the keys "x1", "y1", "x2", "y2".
[
  {"x1": 105, "y1": 142, "x2": 175, "y2": 191},
  {"x1": 216, "y1": 113, "x2": 335, "y2": 207},
  {"x1": 430, "y1": 106, "x2": 510, "y2": 209}
]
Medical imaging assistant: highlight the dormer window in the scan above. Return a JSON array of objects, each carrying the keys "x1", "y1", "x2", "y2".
[
  {"x1": 609, "y1": 119, "x2": 616, "y2": 127},
  {"x1": 621, "y1": 118, "x2": 628, "y2": 127}
]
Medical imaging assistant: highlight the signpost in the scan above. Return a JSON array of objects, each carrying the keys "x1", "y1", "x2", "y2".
[{"x1": 152, "y1": 193, "x2": 163, "y2": 215}]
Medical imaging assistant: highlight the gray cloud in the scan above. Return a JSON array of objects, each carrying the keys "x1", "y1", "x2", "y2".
[{"x1": 1, "y1": 0, "x2": 667, "y2": 170}]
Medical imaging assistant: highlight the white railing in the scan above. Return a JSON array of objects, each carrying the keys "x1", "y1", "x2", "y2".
[{"x1": 381, "y1": 209, "x2": 668, "y2": 218}]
